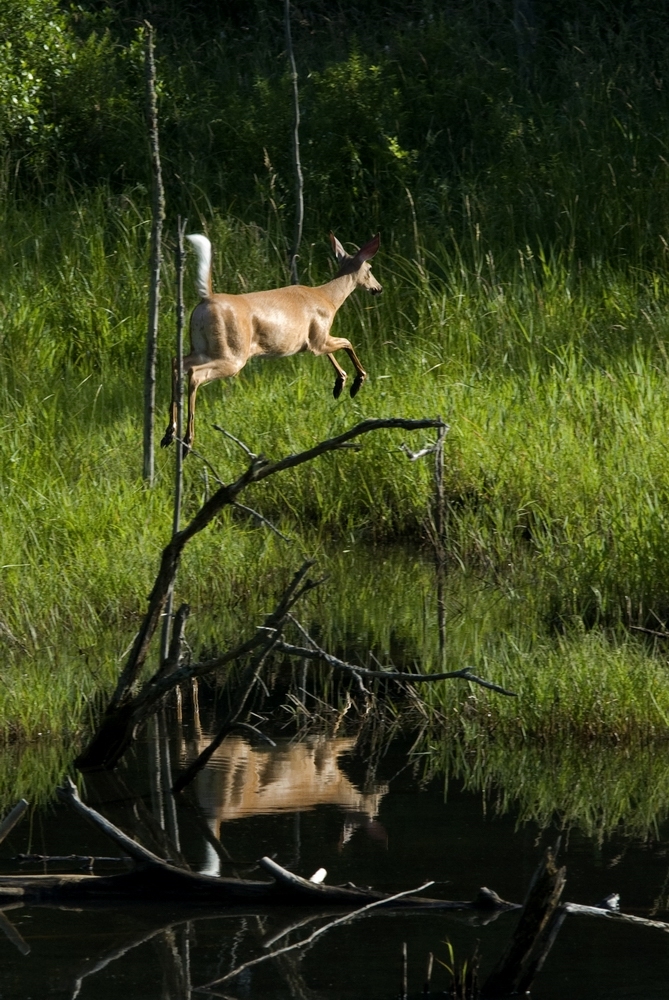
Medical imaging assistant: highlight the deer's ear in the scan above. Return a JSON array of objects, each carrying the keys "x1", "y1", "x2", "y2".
[
  {"x1": 355, "y1": 233, "x2": 380, "y2": 263},
  {"x1": 330, "y1": 232, "x2": 347, "y2": 262}
]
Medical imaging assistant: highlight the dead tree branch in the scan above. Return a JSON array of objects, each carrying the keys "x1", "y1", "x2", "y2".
[
  {"x1": 76, "y1": 562, "x2": 319, "y2": 771},
  {"x1": 285, "y1": 0, "x2": 304, "y2": 283},
  {"x1": 0, "y1": 800, "x2": 29, "y2": 846},
  {"x1": 75, "y1": 418, "x2": 446, "y2": 772},
  {"x1": 481, "y1": 846, "x2": 566, "y2": 997},
  {"x1": 212, "y1": 424, "x2": 258, "y2": 459}
]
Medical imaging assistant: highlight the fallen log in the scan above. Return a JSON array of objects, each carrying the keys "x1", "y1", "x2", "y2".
[
  {"x1": 0, "y1": 778, "x2": 518, "y2": 912},
  {"x1": 0, "y1": 857, "x2": 517, "y2": 911}
]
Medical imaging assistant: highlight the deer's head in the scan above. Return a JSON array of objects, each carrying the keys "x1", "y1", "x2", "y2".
[{"x1": 330, "y1": 233, "x2": 383, "y2": 295}]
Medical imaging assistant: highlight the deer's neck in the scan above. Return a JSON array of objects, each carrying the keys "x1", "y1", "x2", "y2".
[{"x1": 318, "y1": 273, "x2": 357, "y2": 312}]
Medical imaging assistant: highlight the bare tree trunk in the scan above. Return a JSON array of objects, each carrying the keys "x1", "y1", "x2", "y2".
[
  {"x1": 285, "y1": 0, "x2": 303, "y2": 284},
  {"x1": 160, "y1": 218, "x2": 187, "y2": 665},
  {"x1": 143, "y1": 21, "x2": 166, "y2": 485},
  {"x1": 481, "y1": 847, "x2": 566, "y2": 997},
  {"x1": 433, "y1": 418, "x2": 447, "y2": 664}
]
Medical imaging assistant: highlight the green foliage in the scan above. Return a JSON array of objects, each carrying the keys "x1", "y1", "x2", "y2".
[
  {"x1": 4, "y1": 1, "x2": 669, "y2": 268},
  {"x1": 5, "y1": 3, "x2": 669, "y2": 777},
  {"x1": 3, "y1": 187, "x2": 669, "y2": 760},
  {"x1": 424, "y1": 726, "x2": 669, "y2": 841},
  {"x1": 0, "y1": 0, "x2": 75, "y2": 162}
]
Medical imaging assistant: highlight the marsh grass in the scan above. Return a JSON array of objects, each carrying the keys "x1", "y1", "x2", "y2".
[{"x1": 3, "y1": 190, "x2": 669, "y2": 755}]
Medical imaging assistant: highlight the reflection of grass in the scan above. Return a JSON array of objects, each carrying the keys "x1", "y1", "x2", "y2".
[
  {"x1": 0, "y1": 739, "x2": 74, "y2": 811},
  {"x1": 421, "y1": 733, "x2": 669, "y2": 842}
]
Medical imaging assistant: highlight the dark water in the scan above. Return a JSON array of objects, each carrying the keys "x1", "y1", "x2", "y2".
[{"x1": 1, "y1": 724, "x2": 669, "y2": 999}]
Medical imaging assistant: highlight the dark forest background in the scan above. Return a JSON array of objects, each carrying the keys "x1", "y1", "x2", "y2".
[{"x1": 3, "y1": 0, "x2": 669, "y2": 269}]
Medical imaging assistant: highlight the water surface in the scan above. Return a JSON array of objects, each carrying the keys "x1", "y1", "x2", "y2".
[{"x1": 1, "y1": 727, "x2": 669, "y2": 999}]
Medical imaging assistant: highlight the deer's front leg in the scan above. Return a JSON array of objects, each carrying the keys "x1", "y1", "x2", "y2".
[
  {"x1": 326, "y1": 352, "x2": 348, "y2": 399},
  {"x1": 345, "y1": 347, "x2": 367, "y2": 398}
]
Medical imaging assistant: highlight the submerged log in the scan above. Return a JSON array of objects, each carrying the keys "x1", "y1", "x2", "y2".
[{"x1": 0, "y1": 858, "x2": 518, "y2": 911}]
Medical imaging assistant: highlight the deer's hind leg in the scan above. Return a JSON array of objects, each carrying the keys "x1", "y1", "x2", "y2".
[
  {"x1": 345, "y1": 346, "x2": 367, "y2": 398},
  {"x1": 161, "y1": 356, "x2": 180, "y2": 448},
  {"x1": 183, "y1": 357, "x2": 244, "y2": 455}
]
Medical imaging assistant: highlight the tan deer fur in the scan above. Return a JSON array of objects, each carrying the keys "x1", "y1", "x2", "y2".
[{"x1": 161, "y1": 231, "x2": 382, "y2": 453}]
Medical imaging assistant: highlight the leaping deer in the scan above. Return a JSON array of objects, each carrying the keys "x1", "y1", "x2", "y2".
[{"x1": 161, "y1": 231, "x2": 382, "y2": 454}]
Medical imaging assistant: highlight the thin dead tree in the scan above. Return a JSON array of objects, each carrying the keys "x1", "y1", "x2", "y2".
[
  {"x1": 434, "y1": 418, "x2": 448, "y2": 663},
  {"x1": 285, "y1": 0, "x2": 304, "y2": 283},
  {"x1": 401, "y1": 422, "x2": 449, "y2": 662},
  {"x1": 143, "y1": 21, "x2": 166, "y2": 485},
  {"x1": 159, "y1": 217, "x2": 187, "y2": 668}
]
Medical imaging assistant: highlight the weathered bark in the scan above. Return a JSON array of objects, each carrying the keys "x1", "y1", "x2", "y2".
[
  {"x1": 160, "y1": 218, "x2": 187, "y2": 665},
  {"x1": 480, "y1": 847, "x2": 566, "y2": 997},
  {"x1": 285, "y1": 0, "x2": 303, "y2": 283},
  {"x1": 142, "y1": 21, "x2": 165, "y2": 485},
  {"x1": 0, "y1": 865, "x2": 510, "y2": 908}
]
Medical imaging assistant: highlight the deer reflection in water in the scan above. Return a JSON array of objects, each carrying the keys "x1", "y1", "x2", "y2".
[{"x1": 189, "y1": 735, "x2": 388, "y2": 875}]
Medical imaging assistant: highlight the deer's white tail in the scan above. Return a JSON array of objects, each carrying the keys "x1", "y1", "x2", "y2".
[{"x1": 186, "y1": 234, "x2": 213, "y2": 298}]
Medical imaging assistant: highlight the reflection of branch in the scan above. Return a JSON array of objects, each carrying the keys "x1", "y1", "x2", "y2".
[
  {"x1": 72, "y1": 926, "x2": 167, "y2": 1000},
  {"x1": 0, "y1": 905, "x2": 29, "y2": 956},
  {"x1": 262, "y1": 911, "x2": 333, "y2": 949},
  {"x1": 232, "y1": 722, "x2": 276, "y2": 746},
  {"x1": 197, "y1": 881, "x2": 435, "y2": 992},
  {"x1": 172, "y1": 634, "x2": 282, "y2": 794},
  {"x1": 278, "y1": 620, "x2": 517, "y2": 697}
]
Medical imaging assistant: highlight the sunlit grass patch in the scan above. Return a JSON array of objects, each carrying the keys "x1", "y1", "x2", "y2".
[{"x1": 3, "y1": 190, "x2": 669, "y2": 752}]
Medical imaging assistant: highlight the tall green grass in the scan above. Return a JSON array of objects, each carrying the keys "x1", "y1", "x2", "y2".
[{"x1": 3, "y1": 189, "x2": 669, "y2": 752}]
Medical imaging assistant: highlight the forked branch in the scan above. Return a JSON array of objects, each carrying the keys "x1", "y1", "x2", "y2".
[{"x1": 112, "y1": 418, "x2": 446, "y2": 711}]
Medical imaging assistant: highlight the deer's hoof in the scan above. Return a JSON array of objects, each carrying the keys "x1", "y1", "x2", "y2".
[
  {"x1": 333, "y1": 377, "x2": 346, "y2": 400},
  {"x1": 160, "y1": 430, "x2": 174, "y2": 448},
  {"x1": 350, "y1": 376, "x2": 366, "y2": 398}
]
